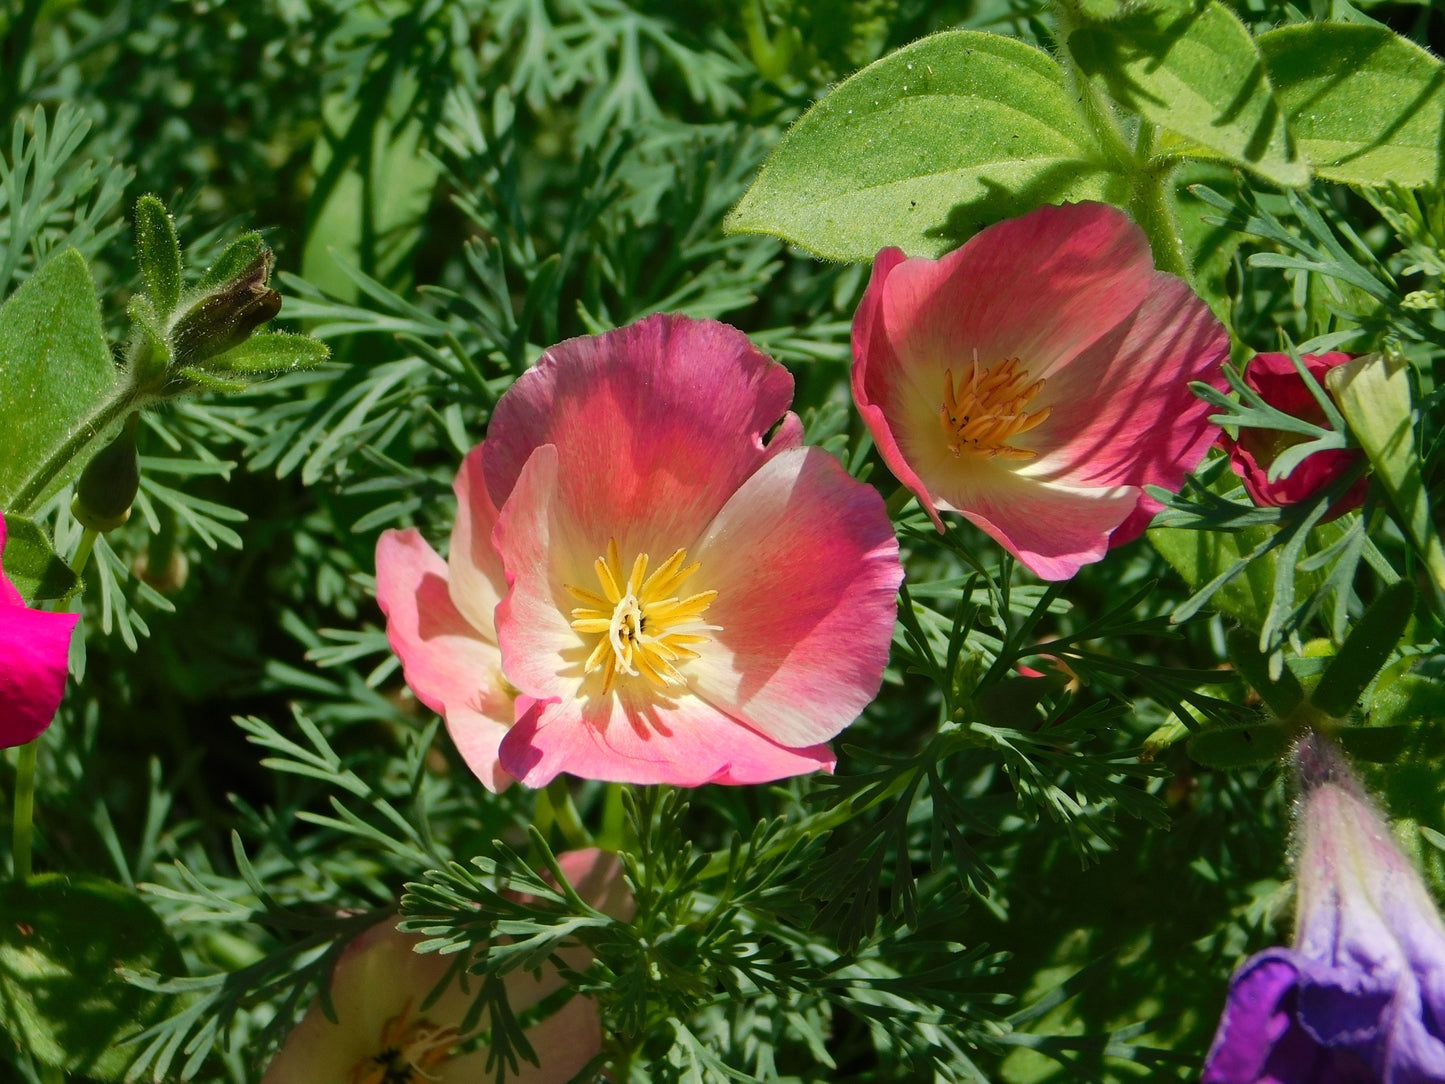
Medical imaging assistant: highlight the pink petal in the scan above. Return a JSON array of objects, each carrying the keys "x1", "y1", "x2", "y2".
[
  {"x1": 441, "y1": 995, "x2": 602, "y2": 1084},
  {"x1": 448, "y1": 442, "x2": 508, "y2": 638},
  {"x1": 482, "y1": 314, "x2": 797, "y2": 557},
  {"x1": 0, "y1": 606, "x2": 78, "y2": 748},
  {"x1": 375, "y1": 528, "x2": 516, "y2": 792},
  {"x1": 687, "y1": 446, "x2": 902, "y2": 748},
  {"x1": 0, "y1": 517, "x2": 77, "y2": 747},
  {"x1": 499, "y1": 692, "x2": 836, "y2": 788}
]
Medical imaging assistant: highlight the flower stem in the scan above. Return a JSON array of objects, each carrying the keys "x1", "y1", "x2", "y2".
[
  {"x1": 70, "y1": 527, "x2": 99, "y2": 578},
  {"x1": 544, "y1": 777, "x2": 593, "y2": 850},
  {"x1": 1128, "y1": 126, "x2": 1190, "y2": 282},
  {"x1": 884, "y1": 485, "x2": 914, "y2": 519},
  {"x1": 12, "y1": 740, "x2": 38, "y2": 882}
]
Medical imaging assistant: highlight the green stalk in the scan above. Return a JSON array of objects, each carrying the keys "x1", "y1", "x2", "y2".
[
  {"x1": 884, "y1": 485, "x2": 915, "y2": 520},
  {"x1": 12, "y1": 740, "x2": 38, "y2": 881},
  {"x1": 544, "y1": 777, "x2": 593, "y2": 850}
]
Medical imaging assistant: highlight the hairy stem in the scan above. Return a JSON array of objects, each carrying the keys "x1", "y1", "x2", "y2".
[{"x1": 12, "y1": 389, "x2": 138, "y2": 515}]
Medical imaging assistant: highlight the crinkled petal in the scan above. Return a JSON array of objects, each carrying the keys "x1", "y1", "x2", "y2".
[
  {"x1": 375, "y1": 528, "x2": 515, "y2": 792},
  {"x1": 1204, "y1": 952, "x2": 1304, "y2": 1083},
  {"x1": 448, "y1": 442, "x2": 508, "y2": 638},
  {"x1": 499, "y1": 689, "x2": 836, "y2": 788},
  {"x1": 482, "y1": 313, "x2": 796, "y2": 557},
  {"x1": 687, "y1": 446, "x2": 901, "y2": 748}
]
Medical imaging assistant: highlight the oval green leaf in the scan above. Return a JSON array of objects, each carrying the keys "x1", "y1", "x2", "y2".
[
  {"x1": 725, "y1": 30, "x2": 1119, "y2": 262},
  {"x1": 1258, "y1": 24, "x2": 1445, "y2": 188},
  {"x1": 1069, "y1": 1, "x2": 1308, "y2": 188},
  {"x1": 0, "y1": 514, "x2": 79, "y2": 603}
]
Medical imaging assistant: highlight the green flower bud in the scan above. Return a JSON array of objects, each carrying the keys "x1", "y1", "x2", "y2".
[
  {"x1": 169, "y1": 248, "x2": 281, "y2": 370},
  {"x1": 72, "y1": 414, "x2": 140, "y2": 533}
]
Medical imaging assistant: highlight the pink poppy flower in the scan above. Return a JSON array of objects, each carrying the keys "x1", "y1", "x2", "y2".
[
  {"x1": 375, "y1": 445, "x2": 521, "y2": 792},
  {"x1": 484, "y1": 314, "x2": 902, "y2": 787},
  {"x1": 1220, "y1": 351, "x2": 1368, "y2": 522},
  {"x1": 0, "y1": 517, "x2": 78, "y2": 747},
  {"x1": 262, "y1": 849, "x2": 632, "y2": 1084},
  {"x1": 851, "y1": 202, "x2": 1229, "y2": 581}
]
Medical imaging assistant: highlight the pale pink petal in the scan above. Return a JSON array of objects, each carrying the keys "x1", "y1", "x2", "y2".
[
  {"x1": 499, "y1": 691, "x2": 836, "y2": 788},
  {"x1": 687, "y1": 446, "x2": 902, "y2": 748},
  {"x1": 375, "y1": 528, "x2": 515, "y2": 792},
  {"x1": 440, "y1": 995, "x2": 602, "y2": 1084},
  {"x1": 490, "y1": 446, "x2": 597, "y2": 709},
  {"x1": 448, "y1": 442, "x2": 508, "y2": 638},
  {"x1": 939, "y1": 469, "x2": 1142, "y2": 582},
  {"x1": 0, "y1": 517, "x2": 77, "y2": 748},
  {"x1": 482, "y1": 314, "x2": 796, "y2": 558}
]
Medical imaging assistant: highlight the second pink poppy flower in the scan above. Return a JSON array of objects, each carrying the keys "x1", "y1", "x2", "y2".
[{"x1": 851, "y1": 202, "x2": 1229, "y2": 580}]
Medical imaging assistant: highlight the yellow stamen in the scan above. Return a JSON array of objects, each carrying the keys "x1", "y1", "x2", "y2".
[
  {"x1": 938, "y1": 353, "x2": 1051, "y2": 460},
  {"x1": 567, "y1": 539, "x2": 719, "y2": 693},
  {"x1": 350, "y1": 998, "x2": 459, "y2": 1084}
]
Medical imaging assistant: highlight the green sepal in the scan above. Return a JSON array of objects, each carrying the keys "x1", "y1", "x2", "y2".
[
  {"x1": 204, "y1": 331, "x2": 330, "y2": 375},
  {"x1": 133, "y1": 194, "x2": 182, "y2": 319},
  {"x1": 195, "y1": 231, "x2": 266, "y2": 295},
  {"x1": 174, "y1": 366, "x2": 249, "y2": 394},
  {"x1": 1187, "y1": 719, "x2": 1293, "y2": 769},
  {"x1": 1337, "y1": 724, "x2": 1413, "y2": 764},
  {"x1": 0, "y1": 874, "x2": 182, "y2": 1079},
  {"x1": 1310, "y1": 580, "x2": 1417, "y2": 718},
  {"x1": 1226, "y1": 627, "x2": 1304, "y2": 717},
  {"x1": 0, "y1": 514, "x2": 80, "y2": 602}
]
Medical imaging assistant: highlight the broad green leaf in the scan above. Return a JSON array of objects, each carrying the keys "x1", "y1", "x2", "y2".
[
  {"x1": 1069, "y1": 1, "x2": 1308, "y2": 188},
  {"x1": 1259, "y1": 24, "x2": 1445, "y2": 187},
  {"x1": 1148, "y1": 523, "x2": 1278, "y2": 629},
  {"x1": 1368, "y1": 654, "x2": 1445, "y2": 729},
  {"x1": 204, "y1": 331, "x2": 330, "y2": 375},
  {"x1": 0, "y1": 249, "x2": 120, "y2": 512},
  {"x1": 1311, "y1": 580, "x2": 1416, "y2": 717},
  {"x1": 1, "y1": 514, "x2": 79, "y2": 602},
  {"x1": 134, "y1": 194, "x2": 181, "y2": 319},
  {"x1": 302, "y1": 82, "x2": 440, "y2": 301},
  {"x1": 725, "y1": 30, "x2": 1120, "y2": 262},
  {"x1": 0, "y1": 874, "x2": 181, "y2": 1079},
  {"x1": 1226, "y1": 626, "x2": 1304, "y2": 717}
]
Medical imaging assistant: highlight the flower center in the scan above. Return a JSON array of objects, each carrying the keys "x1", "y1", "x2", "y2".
[
  {"x1": 567, "y1": 538, "x2": 718, "y2": 694},
  {"x1": 938, "y1": 355, "x2": 1050, "y2": 460},
  {"x1": 350, "y1": 1001, "x2": 459, "y2": 1084}
]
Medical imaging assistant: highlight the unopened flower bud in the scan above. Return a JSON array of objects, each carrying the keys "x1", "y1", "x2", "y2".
[
  {"x1": 169, "y1": 248, "x2": 281, "y2": 368},
  {"x1": 72, "y1": 414, "x2": 140, "y2": 533}
]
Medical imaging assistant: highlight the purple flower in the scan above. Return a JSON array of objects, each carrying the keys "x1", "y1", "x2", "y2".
[{"x1": 1203, "y1": 733, "x2": 1445, "y2": 1083}]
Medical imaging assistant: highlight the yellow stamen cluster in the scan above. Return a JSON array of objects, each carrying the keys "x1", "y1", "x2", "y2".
[
  {"x1": 939, "y1": 355, "x2": 1051, "y2": 460},
  {"x1": 351, "y1": 1001, "x2": 458, "y2": 1084},
  {"x1": 567, "y1": 538, "x2": 717, "y2": 694}
]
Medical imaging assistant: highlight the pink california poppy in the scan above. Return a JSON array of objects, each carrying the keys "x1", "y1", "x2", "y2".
[
  {"x1": 1220, "y1": 351, "x2": 1368, "y2": 522},
  {"x1": 262, "y1": 849, "x2": 632, "y2": 1084},
  {"x1": 0, "y1": 516, "x2": 78, "y2": 747},
  {"x1": 851, "y1": 202, "x2": 1229, "y2": 581},
  {"x1": 479, "y1": 314, "x2": 902, "y2": 787},
  {"x1": 375, "y1": 445, "x2": 521, "y2": 792}
]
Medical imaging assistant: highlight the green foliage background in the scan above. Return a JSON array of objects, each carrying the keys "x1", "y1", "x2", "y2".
[{"x1": 1, "y1": 0, "x2": 1443, "y2": 1081}]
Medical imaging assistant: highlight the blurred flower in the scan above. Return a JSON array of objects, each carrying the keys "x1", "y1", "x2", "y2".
[
  {"x1": 485, "y1": 313, "x2": 902, "y2": 787},
  {"x1": 851, "y1": 202, "x2": 1228, "y2": 580},
  {"x1": 375, "y1": 442, "x2": 520, "y2": 792},
  {"x1": 0, "y1": 517, "x2": 78, "y2": 748},
  {"x1": 1221, "y1": 351, "x2": 1368, "y2": 521},
  {"x1": 262, "y1": 849, "x2": 631, "y2": 1084},
  {"x1": 1203, "y1": 733, "x2": 1445, "y2": 1083}
]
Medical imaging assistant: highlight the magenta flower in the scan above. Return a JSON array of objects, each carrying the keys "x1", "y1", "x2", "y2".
[
  {"x1": 1221, "y1": 352, "x2": 1368, "y2": 521},
  {"x1": 263, "y1": 849, "x2": 631, "y2": 1084},
  {"x1": 0, "y1": 516, "x2": 78, "y2": 747},
  {"x1": 376, "y1": 444, "x2": 522, "y2": 792},
  {"x1": 485, "y1": 314, "x2": 902, "y2": 786},
  {"x1": 850, "y1": 202, "x2": 1229, "y2": 580},
  {"x1": 1203, "y1": 733, "x2": 1445, "y2": 1083}
]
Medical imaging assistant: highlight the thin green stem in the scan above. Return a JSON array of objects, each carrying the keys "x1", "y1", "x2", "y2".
[
  {"x1": 12, "y1": 740, "x2": 37, "y2": 881},
  {"x1": 545, "y1": 777, "x2": 593, "y2": 850},
  {"x1": 69, "y1": 526, "x2": 98, "y2": 577},
  {"x1": 12, "y1": 389, "x2": 138, "y2": 515},
  {"x1": 1129, "y1": 159, "x2": 1190, "y2": 281}
]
